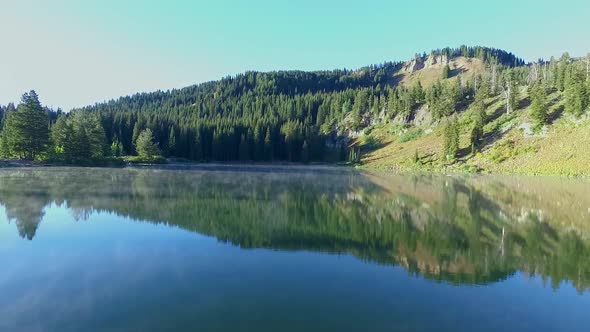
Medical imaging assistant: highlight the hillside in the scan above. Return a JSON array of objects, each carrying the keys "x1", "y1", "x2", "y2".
[
  {"x1": 64, "y1": 47, "x2": 524, "y2": 162},
  {"x1": 360, "y1": 83, "x2": 590, "y2": 176},
  {"x1": 2, "y1": 45, "x2": 588, "y2": 175}
]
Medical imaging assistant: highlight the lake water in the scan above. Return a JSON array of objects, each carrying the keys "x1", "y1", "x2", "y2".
[{"x1": 1, "y1": 166, "x2": 589, "y2": 332}]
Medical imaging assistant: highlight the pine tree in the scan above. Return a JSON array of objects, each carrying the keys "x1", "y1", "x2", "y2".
[
  {"x1": 556, "y1": 53, "x2": 571, "y2": 91},
  {"x1": 585, "y1": 53, "x2": 590, "y2": 83},
  {"x1": 264, "y1": 128, "x2": 273, "y2": 161},
  {"x1": 239, "y1": 134, "x2": 249, "y2": 161},
  {"x1": 135, "y1": 129, "x2": 160, "y2": 158},
  {"x1": 430, "y1": 80, "x2": 461, "y2": 119},
  {"x1": 529, "y1": 83, "x2": 549, "y2": 130},
  {"x1": 253, "y1": 125, "x2": 264, "y2": 161},
  {"x1": 475, "y1": 78, "x2": 490, "y2": 102},
  {"x1": 411, "y1": 81, "x2": 425, "y2": 104},
  {"x1": 110, "y1": 139, "x2": 122, "y2": 157},
  {"x1": 50, "y1": 112, "x2": 107, "y2": 163},
  {"x1": 470, "y1": 100, "x2": 486, "y2": 153},
  {"x1": 212, "y1": 129, "x2": 222, "y2": 160},
  {"x1": 301, "y1": 140, "x2": 309, "y2": 163},
  {"x1": 564, "y1": 71, "x2": 588, "y2": 117},
  {"x1": 0, "y1": 133, "x2": 9, "y2": 158},
  {"x1": 51, "y1": 115, "x2": 75, "y2": 161},
  {"x1": 442, "y1": 118, "x2": 459, "y2": 161},
  {"x1": 502, "y1": 72, "x2": 518, "y2": 114},
  {"x1": 73, "y1": 112, "x2": 106, "y2": 159},
  {"x1": 132, "y1": 121, "x2": 143, "y2": 147},
  {"x1": 191, "y1": 131, "x2": 203, "y2": 161},
  {"x1": 168, "y1": 127, "x2": 176, "y2": 156},
  {"x1": 4, "y1": 91, "x2": 49, "y2": 159}
]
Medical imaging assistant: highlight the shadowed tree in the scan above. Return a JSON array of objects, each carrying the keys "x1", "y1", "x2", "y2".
[{"x1": 442, "y1": 64, "x2": 450, "y2": 79}]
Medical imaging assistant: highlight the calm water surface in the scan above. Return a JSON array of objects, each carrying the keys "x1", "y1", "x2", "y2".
[{"x1": 1, "y1": 166, "x2": 589, "y2": 332}]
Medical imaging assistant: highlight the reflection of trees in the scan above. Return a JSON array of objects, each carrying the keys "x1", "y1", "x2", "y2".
[
  {"x1": 0, "y1": 173, "x2": 50, "y2": 240},
  {"x1": 11, "y1": 202, "x2": 45, "y2": 240},
  {"x1": 0, "y1": 168, "x2": 589, "y2": 291}
]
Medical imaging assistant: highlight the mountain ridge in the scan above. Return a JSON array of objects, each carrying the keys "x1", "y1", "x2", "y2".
[{"x1": 79, "y1": 46, "x2": 525, "y2": 108}]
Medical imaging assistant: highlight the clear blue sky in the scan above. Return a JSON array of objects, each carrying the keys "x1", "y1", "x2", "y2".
[{"x1": 1, "y1": 0, "x2": 589, "y2": 110}]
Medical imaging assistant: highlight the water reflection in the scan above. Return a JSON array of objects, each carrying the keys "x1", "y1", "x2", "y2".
[{"x1": 1, "y1": 167, "x2": 589, "y2": 291}]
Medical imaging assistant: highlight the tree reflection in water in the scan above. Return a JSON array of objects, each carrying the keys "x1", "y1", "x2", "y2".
[{"x1": 0, "y1": 167, "x2": 589, "y2": 291}]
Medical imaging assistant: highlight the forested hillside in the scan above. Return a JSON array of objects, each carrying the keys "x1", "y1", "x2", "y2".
[
  {"x1": 1, "y1": 45, "x2": 588, "y2": 173},
  {"x1": 74, "y1": 46, "x2": 526, "y2": 163},
  {"x1": 359, "y1": 51, "x2": 590, "y2": 175}
]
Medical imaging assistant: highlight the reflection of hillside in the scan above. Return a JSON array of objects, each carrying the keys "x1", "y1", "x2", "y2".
[
  {"x1": 365, "y1": 171, "x2": 590, "y2": 234},
  {"x1": 0, "y1": 168, "x2": 589, "y2": 291},
  {"x1": 365, "y1": 172, "x2": 590, "y2": 288}
]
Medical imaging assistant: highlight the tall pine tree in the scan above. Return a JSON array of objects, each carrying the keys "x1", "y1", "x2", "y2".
[
  {"x1": 442, "y1": 117, "x2": 459, "y2": 161},
  {"x1": 529, "y1": 83, "x2": 549, "y2": 130},
  {"x1": 3, "y1": 91, "x2": 49, "y2": 159}
]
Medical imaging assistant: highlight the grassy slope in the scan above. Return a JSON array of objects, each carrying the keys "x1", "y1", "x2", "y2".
[{"x1": 359, "y1": 88, "x2": 590, "y2": 176}]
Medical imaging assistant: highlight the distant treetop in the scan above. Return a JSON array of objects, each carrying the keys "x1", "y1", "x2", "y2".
[{"x1": 430, "y1": 46, "x2": 526, "y2": 67}]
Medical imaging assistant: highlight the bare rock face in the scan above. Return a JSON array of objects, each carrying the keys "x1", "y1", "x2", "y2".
[
  {"x1": 412, "y1": 104, "x2": 432, "y2": 126},
  {"x1": 424, "y1": 54, "x2": 449, "y2": 69},
  {"x1": 391, "y1": 112, "x2": 410, "y2": 124},
  {"x1": 402, "y1": 54, "x2": 449, "y2": 73},
  {"x1": 402, "y1": 57, "x2": 425, "y2": 73}
]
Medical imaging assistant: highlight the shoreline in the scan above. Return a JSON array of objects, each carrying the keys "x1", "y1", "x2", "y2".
[{"x1": 1, "y1": 158, "x2": 589, "y2": 178}]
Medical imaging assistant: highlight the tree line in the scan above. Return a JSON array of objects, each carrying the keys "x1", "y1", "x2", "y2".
[{"x1": 0, "y1": 91, "x2": 162, "y2": 164}]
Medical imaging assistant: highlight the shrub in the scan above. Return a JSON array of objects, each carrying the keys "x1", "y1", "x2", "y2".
[{"x1": 399, "y1": 128, "x2": 423, "y2": 143}]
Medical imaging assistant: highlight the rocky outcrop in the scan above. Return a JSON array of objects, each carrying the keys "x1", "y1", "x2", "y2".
[
  {"x1": 424, "y1": 54, "x2": 449, "y2": 68},
  {"x1": 402, "y1": 54, "x2": 450, "y2": 73},
  {"x1": 412, "y1": 104, "x2": 432, "y2": 126},
  {"x1": 401, "y1": 57, "x2": 425, "y2": 73}
]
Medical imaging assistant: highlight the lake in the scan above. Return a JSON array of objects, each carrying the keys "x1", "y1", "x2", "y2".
[{"x1": 1, "y1": 166, "x2": 589, "y2": 332}]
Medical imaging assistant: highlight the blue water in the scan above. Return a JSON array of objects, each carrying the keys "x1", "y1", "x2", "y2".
[{"x1": 0, "y1": 167, "x2": 588, "y2": 331}]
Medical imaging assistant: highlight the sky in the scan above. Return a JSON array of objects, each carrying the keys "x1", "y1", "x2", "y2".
[{"x1": 1, "y1": 0, "x2": 589, "y2": 110}]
